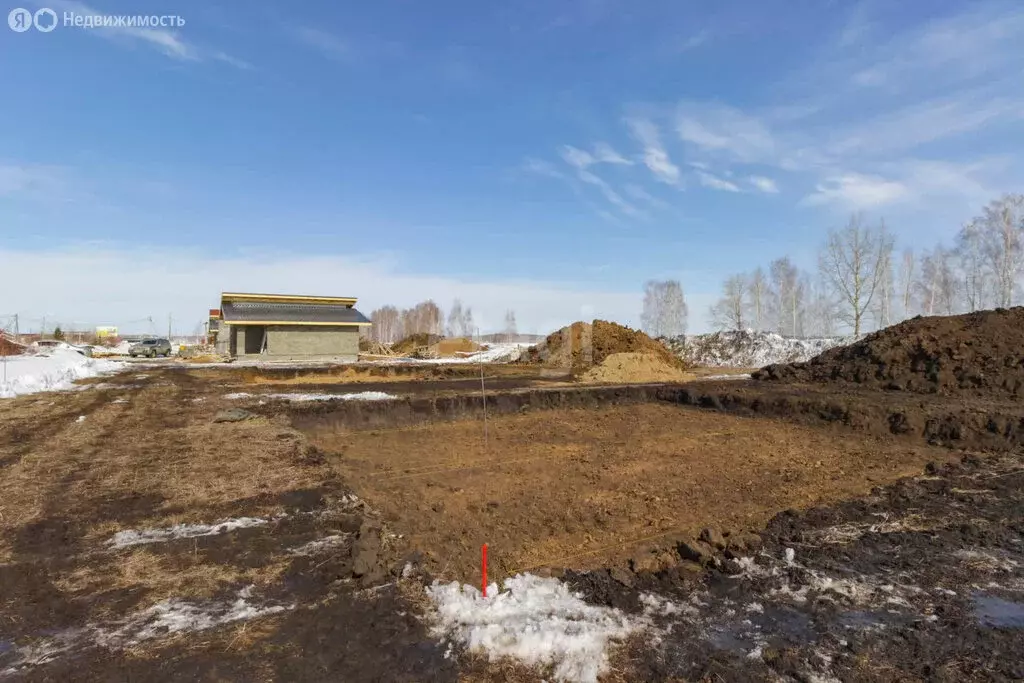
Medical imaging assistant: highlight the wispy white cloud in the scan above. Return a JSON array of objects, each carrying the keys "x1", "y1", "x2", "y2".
[
  {"x1": 576, "y1": 170, "x2": 643, "y2": 217},
  {"x1": 848, "y1": 4, "x2": 1024, "y2": 90},
  {"x1": 559, "y1": 145, "x2": 595, "y2": 170},
  {"x1": 522, "y1": 158, "x2": 568, "y2": 180},
  {"x1": 695, "y1": 170, "x2": 740, "y2": 193},
  {"x1": 45, "y1": 1, "x2": 246, "y2": 66},
  {"x1": 293, "y1": 27, "x2": 351, "y2": 61},
  {"x1": 623, "y1": 183, "x2": 668, "y2": 209},
  {"x1": 0, "y1": 163, "x2": 87, "y2": 203},
  {"x1": 825, "y1": 92, "x2": 1023, "y2": 158},
  {"x1": 749, "y1": 175, "x2": 779, "y2": 193},
  {"x1": 625, "y1": 118, "x2": 682, "y2": 186},
  {"x1": 592, "y1": 142, "x2": 633, "y2": 165},
  {"x1": 559, "y1": 143, "x2": 632, "y2": 169},
  {"x1": 675, "y1": 102, "x2": 777, "y2": 164},
  {"x1": 678, "y1": 29, "x2": 711, "y2": 51},
  {"x1": 801, "y1": 172, "x2": 908, "y2": 208}
]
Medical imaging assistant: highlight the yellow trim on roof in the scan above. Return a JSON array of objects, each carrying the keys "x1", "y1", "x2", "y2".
[
  {"x1": 224, "y1": 321, "x2": 371, "y2": 326},
  {"x1": 221, "y1": 292, "x2": 358, "y2": 306}
]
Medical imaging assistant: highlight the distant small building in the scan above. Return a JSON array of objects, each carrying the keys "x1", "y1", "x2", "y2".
[
  {"x1": 207, "y1": 309, "x2": 221, "y2": 344},
  {"x1": 216, "y1": 292, "x2": 371, "y2": 361},
  {"x1": 95, "y1": 326, "x2": 119, "y2": 338}
]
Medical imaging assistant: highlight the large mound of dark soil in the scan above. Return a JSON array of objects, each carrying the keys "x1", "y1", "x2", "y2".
[
  {"x1": 521, "y1": 320, "x2": 686, "y2": 370},
  {"x1": 754, "y1": 307, "x2": 1024, "y2": 397}
]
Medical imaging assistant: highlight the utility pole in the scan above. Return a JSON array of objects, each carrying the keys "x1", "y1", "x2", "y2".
[{"x1": 168, "y1": 314, "x2": 172, "y2": 340}]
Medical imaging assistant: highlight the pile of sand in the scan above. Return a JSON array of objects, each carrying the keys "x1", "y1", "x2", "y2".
[
  {"x1": 522, "y1": 320, "x2": 688, "y2": 383},
  {"x1": 754, "y1": 307, "x2": 1024, "y2": 397},
  {"x1": 430, "y1": 337, "x2": 480, "y2": 357},
  {"x1": 580, "y1": 352, "x2": 690, "y2": 383},
  {"x1": 392, "y1": 333, "x2": 443, "y2": 355}
]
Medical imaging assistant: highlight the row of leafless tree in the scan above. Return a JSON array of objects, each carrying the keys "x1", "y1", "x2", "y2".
[
  {"x1": 709, "y1": 193, "x2": 1024, "y2": 336},
  {"x1": 366, "y1": 299, "x2": 518, "y2": 344}
]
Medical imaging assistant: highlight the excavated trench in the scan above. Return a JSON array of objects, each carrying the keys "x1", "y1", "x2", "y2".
[{"x1": 284, "y1": 379, "x2": 1024, "y2": 452}]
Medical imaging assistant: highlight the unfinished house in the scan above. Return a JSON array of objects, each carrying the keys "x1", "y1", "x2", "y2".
[{"x1": 216, "y1": 292, "x2": 371, "y2": 361}]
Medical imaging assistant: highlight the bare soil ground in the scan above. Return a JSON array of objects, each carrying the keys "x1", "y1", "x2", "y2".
[
  {"x1": 0, "y1": 363, "x2": 1021, "y2": 681},
  {"x1": 304, "y1": 403, "x2": 953, "y2": 583}
]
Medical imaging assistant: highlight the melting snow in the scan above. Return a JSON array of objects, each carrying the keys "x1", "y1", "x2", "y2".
[
  {"x1": 107, "y1": 516, "x2": 272, "y2": 549},
  {"x1": 0, "y1": 347, "x2": 126, "y2": 399},
  {"x1": 427, "y1": 573, "x2": 639, "y2": 683},
  {"x1": 1, "y1": 586, "x2": 289, "y2": 675},
  {"x1": 665, "y1": 330, "x2": 853, "y2": 368},
  {"x1": 287, "y1": 534, "x2": 349, "y2": 556},
  {"x1": 225, "y1": 391, "x2": 395, "y2": 402}
]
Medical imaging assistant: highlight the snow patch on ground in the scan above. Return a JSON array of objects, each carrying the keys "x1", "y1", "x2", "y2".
[
  {"x1": 0, "y1": 347, "x2": 126, "y2": 398},
  {"x1": 107, "y1": 516, "x2": 272, "y2": 549},
  {"x1": 287, "y1": 534, "x2": 350, "y2": 556},
  {"x1": 368, "y1": 343, "x2": 534, "y2": 365},
  {"x1": 427, "y1": 573, "x2": 639, "y2": 683},
  {"x1": 225, "y1": 391, "x2": 396, "y2": 402},
  {"x1": 665, "y1": 330, "x2": 853, "y2": 368},
  {"x1": 95, "y1": 586, "x2": 288, "y2": 646},
  {"x1": 1, "y1": 586, "x2": 289, "y2": 675}
]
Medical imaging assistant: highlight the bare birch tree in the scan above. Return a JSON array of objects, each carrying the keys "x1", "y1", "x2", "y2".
[
  {"x1": 956, "y1": 219, "x2": 988, "y2": 312},
  {"x1": 768, "y1": 257, "x2": 805, "y2": 336},
  {"x1": 413, "y1": 300, "x2": 444, "y2": 335},
  {"x1": 641, "y1": 280, "x2": 688, "y2": 337},
  {"x1": 747, "y1": 267, "x2": 767, "y2": 330},
  {"x1": 805, "y1": 275, "x2": 837, "y2": 337},
  {"x1": 503, "y1": 310, "x2": 518, "y2": 342},
  {"x1": 897, "y1": 248, "x2": 915, "y2": 319},
  {"x1": 915, "y1": 248, "x2": 948, "y2": 316},
  {"x1": 978, "y1": 194, "x2": 1024, "y2": 307},
  {"x1": 872, "y1": 245, "x2": 894, "y2": 329},
  {"x1": 369, "y1": 305, "x2": 402, "y2": 343},
  {"x1": 819, "y1": 214, "x2": 894, "y2": 335},
  {"x1": 710, "y1": 275, "x2": 747, "y2": 330},
  {"x1": 446, "y1": 300, "x2": 465, "y2": 337}
]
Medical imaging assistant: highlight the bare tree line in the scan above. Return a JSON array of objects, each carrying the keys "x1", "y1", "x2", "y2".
[
  {"x1": 367, "y1": 299, "x2": 519, "y2": 343},
  {"x1": 641, "y1": 280, "x2": 688, "y2": 337},
  {"x1": 709, "y1": 193, "x2": 1024, "y2": 337}
]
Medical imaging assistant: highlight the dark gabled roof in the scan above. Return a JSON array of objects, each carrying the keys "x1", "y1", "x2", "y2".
[{"x1": 221, "y1": 301, "x2": 371, "y2": 326}]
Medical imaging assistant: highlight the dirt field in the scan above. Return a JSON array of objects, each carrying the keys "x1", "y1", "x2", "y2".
[
  {"x1": 0, "y1": 362, "x2": 1021, "y2": 681},
  {"x1": 304, "y1": 403, "x2": 952, "y2": 582}
]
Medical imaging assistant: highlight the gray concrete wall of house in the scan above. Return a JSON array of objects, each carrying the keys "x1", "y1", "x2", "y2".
[
  {"x1": 266, "y1": 325, "x2": 359, "y2": 357},
  {"x1": 215, "y1": 325, "x2": 231, "y2": 355}
]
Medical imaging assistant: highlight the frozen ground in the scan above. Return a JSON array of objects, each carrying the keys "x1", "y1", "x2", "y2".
[
  {"x1": 666, "y1": 330, "x2": 853, "y2": 368},
  {"x1": 0, "y1": 346, "x2": 126, "y2": 398}
]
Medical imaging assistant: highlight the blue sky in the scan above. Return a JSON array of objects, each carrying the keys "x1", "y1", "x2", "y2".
[{"x1": 1, "y1": 0, "x2": 1022, "y2": 334}]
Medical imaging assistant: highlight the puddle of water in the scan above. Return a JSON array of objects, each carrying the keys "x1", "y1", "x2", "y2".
[{"x1": 974, "y1": 594, "x2": 1024, "y2": 628}]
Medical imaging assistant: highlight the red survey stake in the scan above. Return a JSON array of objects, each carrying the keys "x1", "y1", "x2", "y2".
[{"x1": 482, "y1": 544, "x2": 488, "y2": 598}]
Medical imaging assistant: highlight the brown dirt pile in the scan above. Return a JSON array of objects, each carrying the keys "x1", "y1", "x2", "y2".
[
  {"x1": 0, "y1": 335, "x2": 25, "y2": 356},
  {"x1": 430, "y1": 337, "x2": 480, "y2": 356},
  {"x1": 391, "y1": 332, "x2": 442, "y2": 355},
  {"x1": 754, "y1": 307, "x2": 1024, "y2": 397},
  {"x1": 580, "y1": 352, "x2": 689, "y2": 383},
  {"x1": 522, "y1": 320, "x2": 686, "y2": 372}
]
